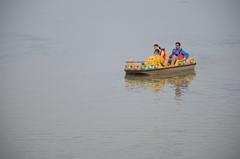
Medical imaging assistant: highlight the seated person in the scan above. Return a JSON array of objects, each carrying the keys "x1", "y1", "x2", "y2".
[
  {"x1": 153, "y1": 44, "x2": 169, "y2": 65},
  {"x1": 169, "y1": 42, "x2": 190, "y2": 65}
]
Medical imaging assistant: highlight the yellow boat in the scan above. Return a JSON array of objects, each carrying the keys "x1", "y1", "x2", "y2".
[{"x1": 124, "y1": 55, "x2": 196, "y2": 75}]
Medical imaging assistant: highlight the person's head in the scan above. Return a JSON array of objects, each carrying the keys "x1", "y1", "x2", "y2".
[
  {"x1": 175, "y1": 42, "x2": 181, "y2": 50},
  {"x1": 154, "y1": 49, "x2": 160, "y2": 54},
  {"x1": 153, "y1": 43, "x2": 160, "y2": 50}
]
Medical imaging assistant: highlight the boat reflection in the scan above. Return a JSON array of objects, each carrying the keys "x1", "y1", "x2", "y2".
[{"x1": 124, "y1": 70, "x2": 196, "y2": 97}]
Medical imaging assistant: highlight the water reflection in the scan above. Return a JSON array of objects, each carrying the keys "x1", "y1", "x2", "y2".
[{"x1": 124, "y1": 70, "x2": 196, "y2": 97}]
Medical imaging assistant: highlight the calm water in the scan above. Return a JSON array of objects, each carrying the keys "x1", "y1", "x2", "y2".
[{"x1": 1, "y1": 0, "x2": 240, "y2": 159}]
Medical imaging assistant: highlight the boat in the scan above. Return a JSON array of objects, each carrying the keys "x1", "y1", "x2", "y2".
[{"x1": 124, "y1": 55, "x2": 196, "y2": 75}]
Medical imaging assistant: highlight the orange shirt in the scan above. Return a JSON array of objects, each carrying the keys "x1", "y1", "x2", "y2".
[{"x1": 161, "y1": 51, "x2": 168, "y2": 60}]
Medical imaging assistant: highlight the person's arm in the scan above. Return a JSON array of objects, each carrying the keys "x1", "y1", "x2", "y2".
[
  {"x1": 160, "y1": 50, "x2": 164, "y2": 57},
  {"x1": 181, "y1": 50, "x2": 190, "y2": 59},
  {"x1": 169, "y1": 49, "x2": 175, "y2": 58},
  {"x1": 160, "y1": 48, "x2": 166, "y2": 57}
]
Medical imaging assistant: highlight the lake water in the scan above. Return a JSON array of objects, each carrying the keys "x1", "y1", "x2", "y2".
[{"x1": 1, "y1": 0, "x2": 240, "y2": 159}]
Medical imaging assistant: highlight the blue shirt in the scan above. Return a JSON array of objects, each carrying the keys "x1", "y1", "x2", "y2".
[{"x1": 169, "y1": 49, "x2": 190, "y2": 59}]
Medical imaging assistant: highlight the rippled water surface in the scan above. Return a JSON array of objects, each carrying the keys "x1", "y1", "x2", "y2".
[{"x1": 1, "y1": 0, "x2": 240, "y2": 159}]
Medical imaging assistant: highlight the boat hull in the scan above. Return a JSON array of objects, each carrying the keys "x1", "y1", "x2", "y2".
[{"x1": 125, "y1": 63, "x2": 196, "y2": 75}]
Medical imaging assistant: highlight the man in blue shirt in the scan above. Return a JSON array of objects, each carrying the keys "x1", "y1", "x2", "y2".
[{"x1": 169, "y1": 42, "x2": 190, "y2": 65}]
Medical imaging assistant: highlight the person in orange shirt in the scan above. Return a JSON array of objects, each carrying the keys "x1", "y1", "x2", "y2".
[{"x1": 153, "y1": 44, "x2": 169, "y2": 65}]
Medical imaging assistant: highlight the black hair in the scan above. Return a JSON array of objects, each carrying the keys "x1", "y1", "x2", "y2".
[
  {"x1": 153, "y1": 44, "x2": 159, "y2": 47},
  {"x1": 175, "y1": 42, "x2": 181, "y2": 46}
]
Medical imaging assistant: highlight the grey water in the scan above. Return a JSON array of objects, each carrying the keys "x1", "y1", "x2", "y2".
[{"x1": 1, "y1": 0, "x2": 240, "y2": 159}]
